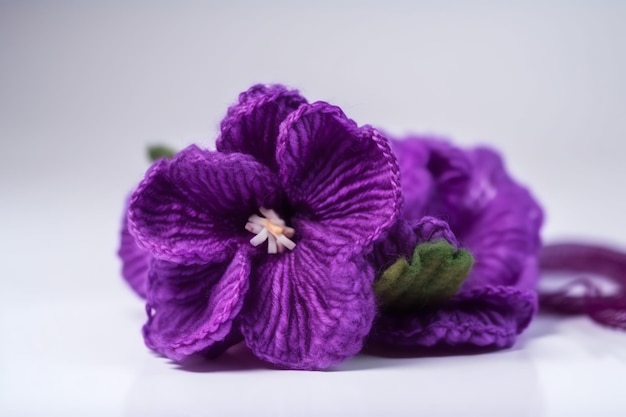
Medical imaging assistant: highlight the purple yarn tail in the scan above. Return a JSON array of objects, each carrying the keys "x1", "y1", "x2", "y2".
[{"x1": 539, "y1": 243, "x2": 626, "y2": 330}]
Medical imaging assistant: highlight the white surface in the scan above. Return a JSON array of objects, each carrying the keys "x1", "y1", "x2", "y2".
[{"x1": 1, "y1": 1, "x2": 626, "y2": 416}]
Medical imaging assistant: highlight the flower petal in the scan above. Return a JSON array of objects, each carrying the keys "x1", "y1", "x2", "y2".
[
  {"x1": 370, "y1": 220, "x2": 418, "y2": 273},
  {"x1": 276, "y1": 102, "x2": 401, "y2": 252},
  {"x1": 460, "y1": 148, "x2": 543, "y2": 290},
  {"x1": 118, "y1": 195, "x2": 152, "y2": 298},
  {"x1": 391, "y1": 137, "x2": 472, "y2": 224},
  {"x1": 217, "y1": 84, "x2": 307, "y2": 171},
  {"x1": 389, "y1": 138, "x2": 431, "y2": 219},
  {"x1": 413, "y1": 216, "x2": 460, "y2": 247},
  {"x1": 240, "y1": 240, "x2": 376, "y2": 370},
  {"x1": 128, "y1": 145, "x2": 282, "y2": 264},
  {"x1": 370, "y1": 283, "x2": 537, "y2": 349},
  {"x1": 143, "y1": 251, "x2": 250, "y2": 362},
  {"x1": 199, "y1": 325, "x2": 243, "y2": 359},
  {"x1": 371, "y1": 216, "x2": 460, "y2": 272}
]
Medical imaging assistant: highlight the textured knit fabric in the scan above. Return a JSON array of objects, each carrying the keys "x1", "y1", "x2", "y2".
[
  {"x1": 374, "y1": 239, "x2": 474, "y2": 311},
  {"x1": 119, "y1": 84, "x2": 546, "y2": 368},
  {"x1": 118, "y1": 195, "x2": 151, "y2": 298},
  {"x1": 122, "y1": 84, "x2": 402, "y2": 369},
  {"x1": 369, "y1": 137, "x2": 543, "y2": 349}
]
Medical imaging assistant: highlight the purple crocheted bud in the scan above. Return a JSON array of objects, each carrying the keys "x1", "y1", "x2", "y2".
[
  {"x1": 119, "y1": 84, "x2": 402, "y2": 370},
  {"x1": 370, "y1": 137, "x2": 543, "y2": 349}
]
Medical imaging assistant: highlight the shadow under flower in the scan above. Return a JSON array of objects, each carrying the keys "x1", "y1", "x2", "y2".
[
  {"x1": 170, "y1": 343, "x2": 276, "y2": 373},
  {"x1": 170, "y1": 339, "x2": 530, "y2": 373},
  {"x1": 165, "y1": 320, "x2": 563, "y2": 373},
  {"x1": 362, "y1": 342, "x2": 505, "y2": 359}
]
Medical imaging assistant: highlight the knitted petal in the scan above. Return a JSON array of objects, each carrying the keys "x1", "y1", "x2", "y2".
[
  {"x1": 371, "y1": 216, "x2": 460, "y2": 272},
  {"x1": 460, "y1": 148, "x2": 543, "y2": 291},
  {"x1": 240, "y1": 239, "x2": 376, "y2": 370},
  {"x1": 389, "y1": 138, "x2": 431, "y2": 220},
  {"x1": 370, "y1": 284, "x2": 537, "y2": 349},
  {"x1": 217, "y1": 84, "x2": 307, "y2": 171},
  {"x1": 276, "y1": 102, "x2": 401, "y2": 252},
  {"x1": 371, "y1": 220, "x2": 418, "y2": 272},
  {"x1": 128, "y1": 145, "x2": 282, "y2": 264},
  {"x1": 118, "y1": 196, "x2": 152, "y2": 298},
  {"x1": 199, "y1": 325, "x2": 243, "y2": 359},
  {"x1": 391, "y1": 138, "x2": 472, "y2": 225},
  {"x1": 143, "y1": 251, "x2": 250, "y2": 362},
  {"x1": 413, "y1": 216, "x2": 460, "y2": 247}
]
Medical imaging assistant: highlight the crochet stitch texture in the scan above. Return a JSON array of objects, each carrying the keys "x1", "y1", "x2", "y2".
[
  {"x1": 121, "y1": 84, "x2": 402, "y2": 369},
  {"x1": 119, "y1": 84, "x2": 543, "y2": 370}
]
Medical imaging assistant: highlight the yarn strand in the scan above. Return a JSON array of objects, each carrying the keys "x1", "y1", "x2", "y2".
[{"x1": 539, "y1": 243, "x2": 626, "y2": 330}]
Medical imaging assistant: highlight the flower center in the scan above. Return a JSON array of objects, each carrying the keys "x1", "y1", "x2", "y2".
[{"x1": 245, "y1": 207, "x2": 296, "y2": 254}]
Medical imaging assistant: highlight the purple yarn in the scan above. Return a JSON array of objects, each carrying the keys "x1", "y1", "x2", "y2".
[
  {"x1": 121, "y1": 84, "x2": 402, "y2": 370},
  {"x1": 369, "y1": 137, "x2": 543, "y2": 349},
  {"x1": 118, "y1": 195, "x2": 151, "y2": 298},
  {"x1": 117, "y1": 84, "x2": 559, "y2": 369},
  {"x1": 540, "y1": 243, "x2": 626, "y2": 330}
]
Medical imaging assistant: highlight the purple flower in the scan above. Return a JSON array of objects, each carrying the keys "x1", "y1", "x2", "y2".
[
  {"x1": 370, "y1": 137, "x2": 543, "y2": 349},
  {"x1": 119, "y1": 85, "x2": 401, "y2": 369}
]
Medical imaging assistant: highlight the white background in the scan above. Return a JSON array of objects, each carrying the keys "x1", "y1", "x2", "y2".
[{"x1": 1, "y1": 1, "x2": 625, "y2": 416}]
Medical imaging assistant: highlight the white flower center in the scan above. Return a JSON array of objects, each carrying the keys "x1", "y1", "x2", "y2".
[{"x1": 245, "y1": 207, "x2": 296, "y2": 254}]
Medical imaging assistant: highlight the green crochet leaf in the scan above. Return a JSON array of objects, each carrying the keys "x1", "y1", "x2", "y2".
[
  {"x1": 374, "y1": 240, "x2": 474, "y2": 311},
  {"x1": 147, "y1": 145, "x2": 176, "y2": 162}
]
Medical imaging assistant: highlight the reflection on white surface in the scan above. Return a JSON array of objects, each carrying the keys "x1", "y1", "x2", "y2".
[
  {"x1": 1, "y1": 1, "x2": 626, "y2": 416},
  {"x1": 125, "y1": 344, "x2": 542, "y2": 417},
  {"x1": 3, "y1": 287, "x2": 626, "y2": 416}
]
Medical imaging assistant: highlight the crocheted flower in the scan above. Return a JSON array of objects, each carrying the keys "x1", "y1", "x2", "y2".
[
  {"x1": 121, "y1": 85, "x2": 401, "y2": 369},
  {"x1": 370, "y1": 137, "x2": 543, "y2": 349}
]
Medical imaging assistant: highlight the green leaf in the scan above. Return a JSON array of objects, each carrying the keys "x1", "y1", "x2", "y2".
[
  {"x1": 147, "y1": 145, "x2": 176, "y2": 162},
  {"x1": 374, "y1": 240, "x2": 474, "y2": 311}
]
